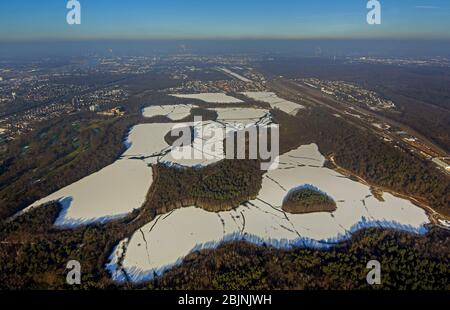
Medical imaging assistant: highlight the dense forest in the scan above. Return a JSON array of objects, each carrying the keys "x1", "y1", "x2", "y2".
[
  {"x1": 272, "y1": 108, "x2": 450, "y2": 217},
  {"x1": 282, "y1": 185, "x2": 337, "y2": 214},
  {"x1": 144, "y1": 227, "x2": 449, "y2": 290},
  {"x1": 0, "y1": 203, "x2": 448, "y2": 290},
  {"x1": 259, "y1": 57, "x2": 450, "y2": 152},
  {"x1": 148, "y1": 160, "x2": 263, "y2": 213},
  {"x1": 0, "y1": 93, "x2": 218, "y2": 220}
]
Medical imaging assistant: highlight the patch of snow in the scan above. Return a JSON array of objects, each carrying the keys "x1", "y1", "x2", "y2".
[
  {"x1": 23, "y1": 108, "x2": 273, "y2": 225},
  {"x1": 217, "y1": 67, "x2": 251, "y2": 83},
  {"x1": 142, "y1": 104, "x2": 195, "y2": 121},
  {"x1": 438, "y1": 219, "x2": 450, "y2": 228},
  {"x1": 241, "y1": 92, "x2": 304, "y2": 116},
  {"x1": 210, "y1": 107, "x2": 271, "y2": 129},
  {"x1": 28, "y1": 159, "x2": 153, "y2": 227},
  {"x1": 25, "y1": 123, "x2": 175, "y2": 227},
  {"x1": 105, "y1": 238, "x2": 129, "y2": 283},
  {"x1": 161, "y1": 108, "x2": 273, "y2": 168},
  {"x1": 112, "y1": 208, "x2": 225, "y2": 283},
  {"x1": 108, "y1": 143, "x2": 430, "y2": 283},
  {"x1": 161, "y1": 121, "x2": 226, "y2": 168},
  {"x1": 171, "y1": 93, "x2": 243, "y2": 104}
]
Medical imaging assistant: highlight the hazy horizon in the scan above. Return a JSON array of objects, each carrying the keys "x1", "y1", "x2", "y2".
[
  {"x1": 1, "y1": 0, "x2": 450, "y2": 41},
  {"x1": 1, "y1": 39, "x2": 450, "y2": 59}
]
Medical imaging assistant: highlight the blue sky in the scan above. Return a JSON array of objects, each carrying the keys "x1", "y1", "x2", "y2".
[{"x1": 0, "y1": 0, "x2": 449, "y2": 40}]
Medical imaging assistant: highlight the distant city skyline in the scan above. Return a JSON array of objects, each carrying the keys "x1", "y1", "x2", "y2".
[{"x1": 0, "y1": 0, "x2": 450, "y2": 41}]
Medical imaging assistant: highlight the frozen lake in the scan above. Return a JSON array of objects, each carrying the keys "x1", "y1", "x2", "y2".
[
  {"x1": 171, "y1": 93, "x2": 243, "y2": 104},
  {"x1": 107, "y1": 144, "x2": 430, "y2": 284},
  {"x1": 217, "y1": 67, "x2": 252, "y2": 83},
  {"x1": 242, "y1": 92, "x2": 304, "y2": 116},
  {"x1": 24, "y1": 106, "x2": 273, "y2": 226},
  {"x1": 20, "y1": 99, "x2": 431, "y2": 283}
]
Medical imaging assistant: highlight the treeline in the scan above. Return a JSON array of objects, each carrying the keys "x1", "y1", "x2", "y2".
[
  {"x1": 1, "y1": 200, "x2": 448, "y2": 290},
  {"x1": 143, "y1": 107, "x2": 218, "y2": 125},
  {"x1": 272, "y1": 108, "x2": 450, "y2": 216},
  {"x1": 148, "y1": 160, "x2": 263, "y2": 213},
  {"x1": 260, "y1": 57, "x2": 450, "y2": 152},
  {"x1": 0, "y1": 112, "x2": 140, "y2": 220},
  {"x1": 282, "y1": 185, "x2": 336, "y2": 214},
  {"x1": 0, "y1": 91, "x2": 448, "y2": 289},
  {"x1": 0, "y1": 201, "x2": 149, "y2": 290},
  {"x1": 143, "y1": 227, "x2": 449, "y2": 290}
]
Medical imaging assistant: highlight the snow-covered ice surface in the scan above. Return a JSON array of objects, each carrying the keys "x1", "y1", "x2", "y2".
[
  {"x1": 171, "y1": 93, "x2": 243, "y2": 104},
  {"x1": 123, "y1": 123, "x2": 174, "y2": 159},
  {"x1": 24, "y1": 107, "x2": 273, "y2": 226},
  {"x1": 211, "y1": 107, "x2": 271, "y2": 129},
  {"x1": 21, "y1": 99, "x2": 430, "y2": 280},
  {"x1": 160, "y1": 120, "x2": 226, "y2": 168},
  {"x1": 28, "y1": 159, "x2": 153, "y2": 227},
  {"x1": 26, "y1": 123, "x2": 175, "y2": 227},
  {"x1": 142, "y1": 104, "x2": 196, "y2": 121},
  {"x1": 438, "y1": 219, "x2": 450, "y2": 228},
  {"x1": 107, "y1": 143, "x2": 430, "y2": 284},
  {"x1": 242, "y1": 91, "x2": 304, "y2": 116}
]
